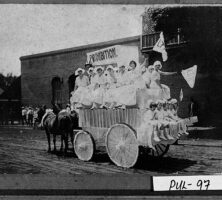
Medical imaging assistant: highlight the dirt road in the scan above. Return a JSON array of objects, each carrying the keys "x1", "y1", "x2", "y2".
[{"x1": 0, "y1": 126, "x2": 222, "y2": 175}]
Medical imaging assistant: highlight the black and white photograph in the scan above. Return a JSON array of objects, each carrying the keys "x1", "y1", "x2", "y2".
[{"x1": 1, "y1": 3, "x2": 222, "y2": 186}]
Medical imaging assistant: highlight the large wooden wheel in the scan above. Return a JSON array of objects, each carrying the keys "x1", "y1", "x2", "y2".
[
  {"x1": 106, "y1": 124, "x2": 139, "y2": 168},
  {"x1": 147, "y1": 143, "x2": 170, "y2": 157},
  {"x1": 74, "y1": 131, "x2": 94, "y2": 161}
]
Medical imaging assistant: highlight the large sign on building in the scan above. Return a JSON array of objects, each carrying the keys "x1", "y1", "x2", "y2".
[{"x1": 86, "y1": 45, "x2": 139, "y2": 67}]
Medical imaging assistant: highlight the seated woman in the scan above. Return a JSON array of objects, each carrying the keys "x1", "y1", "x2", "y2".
[
  {"x1": 112, "y1": 59, "x2": 148, "y2": 109},
  {"x1": 149, "y1": 61, "x2": 177, "y2": 101},
  {"x1": 70, "y1": 68, "x2": 90, "y2": 109},
  {"x1": 91, "y1": 66, "x2": 107, "y2": 109},
  {"x1": 101, "y1": 65, "x2": 117, "y2": 108}
]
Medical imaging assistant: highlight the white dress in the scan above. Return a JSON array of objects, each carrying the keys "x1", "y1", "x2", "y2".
[
  {"x1": 91, "y1": 74, "x2": 107, "y2": 105},
  {"x1": 70, "y1": 75, "x2": 89, "y2": 105},
  {"x1": 103, "y1": 74, "x2": 117, "y2": 104},
  {"x1": 137, "y1": 109, "x2": 158, "y2": 149},
  {"x1": 149, "y1": 70, "x2": 171, "y2": 100},
  {"x1": 113, "y1": 71, "x2": 137, "y2": 106}
]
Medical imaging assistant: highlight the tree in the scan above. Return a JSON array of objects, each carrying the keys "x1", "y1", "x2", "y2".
[
  {"x1": 0, "y1": 73, "x2": 18, "y2": 91},
  {"x1": 150, "y1": 7, "x2": 222, "y2": 74}
]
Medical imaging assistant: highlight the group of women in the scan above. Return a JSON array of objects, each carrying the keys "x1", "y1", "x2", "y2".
[
  {"x1": 138, "y1": 98, "x2": 188, "y2": 149},
  {"x1": 70, "y1": 59, "x2": 177, "y2": 110}
]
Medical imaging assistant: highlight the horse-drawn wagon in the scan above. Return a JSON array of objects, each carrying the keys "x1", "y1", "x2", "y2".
[{"x1": 73, "y1": 108, "x2": 193, "y2": 168}]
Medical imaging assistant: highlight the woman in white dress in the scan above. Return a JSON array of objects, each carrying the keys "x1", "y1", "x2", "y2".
[
  {"x1": 70, "y1": 68, "x2": 90, "y2": 108},
  {"x1": 149, "y1": 61, "x2": 177, "y2": 101},
  {"x1": 128, "y1": 59, "x2": 147, "y2": 90},
  {"x1": 113, "y1": 59, "x2": 148, "y2": 109},
  {"x1": 101, "y1": 65, "x2": 117, "y2": 108},
  {"x1": 91, "y1": 66, "x2": 107, "y2": 109},
  {"x1": 142, "y1": 65, "x2": 154, "y2": 88},
  {"x1": 87, "y1": 67, "x2": 96, "y2": 84}
]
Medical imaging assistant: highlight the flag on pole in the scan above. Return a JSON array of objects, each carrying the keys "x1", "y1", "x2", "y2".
[
  {"x1": 181, "y1": 65, "x2": 197, "y2": 88},
  {"x1": 153, "y1": 32, "x2": 168, "y2": 62},
  {"x1": 179, "y1": 88, "x2": 183, "y2": 101}
]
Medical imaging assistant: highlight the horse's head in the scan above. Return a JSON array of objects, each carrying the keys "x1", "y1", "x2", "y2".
[{"x1": 70, "y1": 110, "x2": 78, "y2": 118}]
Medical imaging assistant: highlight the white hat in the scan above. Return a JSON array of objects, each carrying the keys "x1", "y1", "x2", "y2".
[
  {"x1": 75, "y1": 68, "x2": 85, "y2": 76},
  {"x1": 87, "y1": 67, "x2": 94, "y2": 74},
  {"x1": 106, "y1": 65, "x2": 114, "y2": 71},
  {"x1": 153, "y1": 61, "x2": 162, "y2": 69},
  {"x1": 95, "y1": 66, "x2": 103, "y2": 73},
  {"x1": 114, "y1": 67, "x2": 119, "y2": 72},
  {"x1": 147, "y1": 65, "x2": 154, "y2": 71},
  {"x1": 170, "y1": 98, "x2": 178, "y2": 104},
  {"x1": 156, "y1": 99, "x2": 164, "y2": 104},
  {"x1": 118, "y1": 64, "x2": 126, "y2": 69}
]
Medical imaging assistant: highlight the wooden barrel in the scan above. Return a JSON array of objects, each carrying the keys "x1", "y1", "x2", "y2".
[{"x1": 105, "y1": 124, "x2": 139, "y2": 168}]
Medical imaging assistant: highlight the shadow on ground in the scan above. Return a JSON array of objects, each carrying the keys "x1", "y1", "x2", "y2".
[{"x1": 134, "y1": 154, "x2": 197, "y2": 174}]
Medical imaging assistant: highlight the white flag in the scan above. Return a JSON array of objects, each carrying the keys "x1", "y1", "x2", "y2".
[
  {"x1": 181, "y1": 65, "x2": 197, "y2": 88},
  {"x1": 179, "y1": 88, "x2": 183, "y2": 101},
  {"x1": 153, "y1": 32, "x2": 168, "y2": 62}
]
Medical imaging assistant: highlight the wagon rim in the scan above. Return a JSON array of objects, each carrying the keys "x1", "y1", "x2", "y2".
[{"x1": 105, "y1": 123, "x2": 139, "y2": 168}]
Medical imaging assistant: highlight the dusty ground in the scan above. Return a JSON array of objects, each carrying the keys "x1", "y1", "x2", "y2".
[{"x1": 0, "y1": 125, "x2": 222, "y2": 175}]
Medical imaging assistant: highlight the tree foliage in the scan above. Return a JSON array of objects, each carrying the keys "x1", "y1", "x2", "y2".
[
  {"x1": 0, "y1": 73, "x2": 18, "y2": 91},
  {"x1": 151, "y1": 7, "x2": 222, "y2": 74}
]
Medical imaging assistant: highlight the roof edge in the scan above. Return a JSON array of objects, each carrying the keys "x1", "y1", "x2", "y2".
[{"x1": 20, "y1": 35, "x2": 140, "y2": 61}]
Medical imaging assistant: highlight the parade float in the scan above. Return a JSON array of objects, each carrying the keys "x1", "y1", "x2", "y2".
[{"x1": 72, "y1": 41, "x2": 198, "y2": 168}]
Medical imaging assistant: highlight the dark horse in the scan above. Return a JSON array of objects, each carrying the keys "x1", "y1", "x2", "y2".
[{"x1": 42, "y1": 102, "x2": 78, "y2": 154}]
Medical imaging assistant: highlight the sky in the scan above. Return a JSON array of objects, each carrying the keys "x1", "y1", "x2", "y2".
[{"x1": 0, "y1": 4, "x2": 149, "y2": 76}]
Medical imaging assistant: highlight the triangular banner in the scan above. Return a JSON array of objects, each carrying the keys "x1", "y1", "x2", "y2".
[
  {"x1": 153, "y1": 32, "x2": 168, "y2": 62},
  {"x1": 179, "y1": 88, "x2": 183, "y2": 102},
  {"x1": 181, "y1": 65, "x2": 197, "y2": 88}
]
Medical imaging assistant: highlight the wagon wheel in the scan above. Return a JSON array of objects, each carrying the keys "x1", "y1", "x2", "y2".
[
  {"x1": 148, "y1": 143, "x2": 170, "y2": 157},
  {"x1": 74, "y1": 131, "x2": 94, "y2": 161},
  {"x1": 106, "y1": 124, "x2": 138, "y2": 168}
]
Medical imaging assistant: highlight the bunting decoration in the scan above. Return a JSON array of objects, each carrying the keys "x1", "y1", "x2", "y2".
[{"x1": 181, "y1": 65, "x2": 197, "y2": 88}]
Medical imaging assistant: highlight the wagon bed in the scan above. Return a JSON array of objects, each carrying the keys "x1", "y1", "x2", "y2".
[{"x1": 74, "y1": 108, "x2": 181, "y2": 168}]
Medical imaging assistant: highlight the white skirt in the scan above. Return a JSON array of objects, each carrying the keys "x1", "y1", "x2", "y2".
[
  {"x1": 113, "y1": 84, "x2": 137, "y2": 106},
  {"x1": 149, "y1": 82, "x2": 171, "y2": 100},
  {"x1": 70, "y1": 87, "x2": 92, "y2": 106},
  {"x1": 91, "y1": 87, "x2": 105, "y2": 105}
]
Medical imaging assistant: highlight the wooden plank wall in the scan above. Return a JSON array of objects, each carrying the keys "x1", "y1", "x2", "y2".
[{"x1": 79, "y1": 108, "x2": 142, "y2": 129}]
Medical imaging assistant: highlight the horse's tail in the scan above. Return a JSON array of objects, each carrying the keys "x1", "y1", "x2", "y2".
[{"x1": 40, "y1": 110, "x2": 53, "y2": 128}]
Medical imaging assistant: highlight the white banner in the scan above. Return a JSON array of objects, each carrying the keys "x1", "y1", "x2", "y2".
[
  {"x1": 86, "y1": 45, "x2": 139, "y2": 67},
  {"x1": 153, "y1": 32, "x2": 168, "y2": 62},
  {"x1": 153, "y1": 175, "x2": 222, "y2": 191},
  {"x1": 181, "y1": 65, "x2": 197, "y2": 88}
]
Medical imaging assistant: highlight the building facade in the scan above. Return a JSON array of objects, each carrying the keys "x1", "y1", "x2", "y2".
[{"x1": 20, "y1": 36, "x2": 142, "y2": 109}]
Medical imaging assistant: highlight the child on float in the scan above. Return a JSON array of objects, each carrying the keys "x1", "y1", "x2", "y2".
[
  {"x1": 70, "y1": 68, "x2": 90, "y2": 109},
  {"x1": 154, "y1": 100, "x2": 170, "y2": 140},
  {"x1": 161, "y1": 100, "x2": 176, "y2": 140},
  {"x1": 137, "y1": 100, "x2": 160, "y2": 149},
  {"x1": 171, "y1": 99, "x2": 189, "y2": 136}
]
